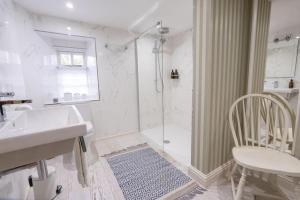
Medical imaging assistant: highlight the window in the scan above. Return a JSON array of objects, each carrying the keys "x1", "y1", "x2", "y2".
[
  {"x1": 59, "y1": 52, "x2": 85, "y2": 67},
  {"x1": 35, "y1": 30, "x2": 99, "y2": 105},
  {"x1": 73, "y1": 54, "x2": 84, "y2": 66},
  {"x1": 57, "y1": 69, "x2": 89, "y2": 98}
]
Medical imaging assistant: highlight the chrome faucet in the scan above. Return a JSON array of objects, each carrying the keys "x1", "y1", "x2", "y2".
[{"x1": 0, "y1": 92, "x2": 32, "y2": 122}]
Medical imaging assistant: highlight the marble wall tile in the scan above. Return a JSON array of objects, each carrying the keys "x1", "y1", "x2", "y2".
[
  {"x1": 32, "y1": 15, "x2": 140, "y2": 138},
  {"x1": 0, "y1": 7, "x2": 140, "y2": 138},
  {"x1": 137, "y1": 37, "x2": 169, "y2": 130},
  {"x1": 0, "y1": 0, "x2": 27, "y2": 99},
  {"x1": 1, "y1": 0, "x2": 193, "y2": 139},
  {"x1": 166, "y1": 30, "x2": 193, "y2": 131},
  {"x1": 0, "y1": 1, "x2": 39, "y2": 198},
  {"x1": 0, "y1": 0, "x2": 193, "y2": 198},
  {"x1": 0, "y1": 1, "x2": 139, "y2": 198},
  {"x1": 137, "y1": 31, "x2": 193, "y2": 132}
]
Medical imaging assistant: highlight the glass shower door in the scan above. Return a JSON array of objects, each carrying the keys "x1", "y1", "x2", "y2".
[{"x1": 136, "y1": 36, "x2": 165, "y2": 148}]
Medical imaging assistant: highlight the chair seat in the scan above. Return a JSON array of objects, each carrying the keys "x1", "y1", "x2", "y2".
[{"x1": 233, "y1": 146, "x2": 300, "y2": 177}]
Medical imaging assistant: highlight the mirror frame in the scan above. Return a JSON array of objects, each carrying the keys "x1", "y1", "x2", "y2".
[{"x1": 265, "y1": 38, "x2": 299, "y2": 79}]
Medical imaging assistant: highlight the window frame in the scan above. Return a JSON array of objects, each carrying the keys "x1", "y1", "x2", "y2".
[
  {"x1": 58, "y1": 51, "x2": 86, "y2": 67},
  {"x1": 34, "y1": 30, "x2": 101, "y2": 105}
]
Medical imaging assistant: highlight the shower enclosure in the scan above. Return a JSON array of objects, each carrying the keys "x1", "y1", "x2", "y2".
[{"x1": 134, "y1": 21, "x2": 192, "y2": 165}]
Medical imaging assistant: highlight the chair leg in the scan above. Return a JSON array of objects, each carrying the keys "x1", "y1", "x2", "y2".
[
  {"x1": 267, "y1": 174, "x2": 278, "y2": 186},
  {"x1": 294, "y1": 178, "x2": 300, "y2": 199},
  {"x1": 228, "y1": 162, "x2": 238, "y2": 181},
  {"x1": 235, "y1": 167, "x2": 247, "y2": 200}
]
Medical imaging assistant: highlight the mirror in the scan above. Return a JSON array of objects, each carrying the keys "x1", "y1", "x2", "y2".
[
  {"x1": 265, "y1": 38, "x2": 299, "y2": 78},
  {"x1": 264, "y1": 37, "x2": 300, "y2": 113}
]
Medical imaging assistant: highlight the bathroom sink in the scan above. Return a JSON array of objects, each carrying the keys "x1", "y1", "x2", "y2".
[{"x1": 0, "y1": 105, "x2": 87, "y2": 171}]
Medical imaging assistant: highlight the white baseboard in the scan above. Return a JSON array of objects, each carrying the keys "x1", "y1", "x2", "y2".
[
  {"x1": 188, "y1": 160, "x2": 234, "y2": 188},
  {"x1": 188, "y1": 160, "x2": 297, "y2": 196}
]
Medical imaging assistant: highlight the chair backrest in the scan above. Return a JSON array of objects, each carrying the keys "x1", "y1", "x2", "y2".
[
  {"x1": 229, "y1": 94, "x2": 292, "y2": 153},
  {"x1": 262, "y1": 92, "x2": 296, "y2": 131}
]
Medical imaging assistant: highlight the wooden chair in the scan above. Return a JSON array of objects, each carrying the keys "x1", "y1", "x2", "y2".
[
  {"x1": 229, "y1": 94, "x2": 300, "y2": 200},
  {"x1": 262, "y1": 92, "x2": 296, "y2": 153},
  {"x1": 262, "y1": 92, "x2": 296, "y2": 131}
]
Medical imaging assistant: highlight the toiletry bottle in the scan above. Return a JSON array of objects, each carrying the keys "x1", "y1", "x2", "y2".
[
  {"x1": 171, "y1": 70, "x2": 175, "y2": 79},
  {"x1": 174, "y1": 69, "x2": 179, "y2": 79},
  {"x1": 289, "y1": 79, "x2": 294, "y2": 89}
]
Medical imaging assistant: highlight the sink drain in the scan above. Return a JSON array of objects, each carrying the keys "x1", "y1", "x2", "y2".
[{"x1": 163, "y1": 140, "x2": 170, "y2": 144}]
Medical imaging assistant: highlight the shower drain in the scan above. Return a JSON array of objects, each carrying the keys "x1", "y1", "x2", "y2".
[{"x1": 163, "y1": 140, "x2": 170, "y2": 144}]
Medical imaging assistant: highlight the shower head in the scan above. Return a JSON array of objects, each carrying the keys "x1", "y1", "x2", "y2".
[
  {"x1": 152, "y1": 38, "x2": 167, "y2": 54},
  {"x1": 156, "y1": 21, "x2": 169, "y2": 35},
  {"x1": 158, "y1": 27, "x2": 169, "y2": 34}
]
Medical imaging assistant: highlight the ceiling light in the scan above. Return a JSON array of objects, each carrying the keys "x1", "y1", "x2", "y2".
[
  {"x1": 4, "y1": 21, "x2": 9, "y2": 24},
  {"x1": 66, "y1": 26, "x2": 71, "y2": 31},
  {"x1": 296, "y1": 36, "x2": 300, "y2": 39},
  {"x1": 66, "y1": 2, "x2": 74, "y2": 9}
]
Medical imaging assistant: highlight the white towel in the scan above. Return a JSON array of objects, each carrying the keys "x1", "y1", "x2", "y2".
[{"x1": 74, "y1": 137, "x2": 89, "y2": 187}]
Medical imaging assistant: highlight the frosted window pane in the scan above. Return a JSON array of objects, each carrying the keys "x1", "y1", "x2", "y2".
[
  {"x1": 60, "y1": 53, "x2": 72, "y2": 65},
  {"x1": 73, "y1": 54, "x2": 84, "y2": 66},
  {"x1": 58, "y1": 70, "x2": 88, "y2": 96}
]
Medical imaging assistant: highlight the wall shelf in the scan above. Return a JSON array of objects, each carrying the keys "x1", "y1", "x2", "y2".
[{"x1": 264, "y1": 87, "x2": 299, "y2": 100}]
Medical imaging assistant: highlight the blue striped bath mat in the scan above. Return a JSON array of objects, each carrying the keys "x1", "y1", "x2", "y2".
[{"x1": 107, "y1": 147, "x2": 193, "y2": 200}]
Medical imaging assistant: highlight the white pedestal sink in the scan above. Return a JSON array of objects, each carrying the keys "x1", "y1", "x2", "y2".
[
  {"x1": 0, "y1": 105, "x2": 87, "y2": 199},
  {"x1": 0, "y1": 105, "x2": 87, "y2": 171}
]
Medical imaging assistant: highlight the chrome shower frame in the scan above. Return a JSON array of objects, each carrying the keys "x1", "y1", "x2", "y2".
[{"x1": 134, "y1": 21, "x2": 169, "y2": 151}]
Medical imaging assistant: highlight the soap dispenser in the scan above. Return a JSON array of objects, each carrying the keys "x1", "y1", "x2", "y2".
[
  {"x1": 172, "y1": 69, "x2": 179, "y2": 79},
  {"x1": 174, "y1": 69, "x2": 179, "y2": 78},
  {"x1": 171, "y1": 70, "x2": 175, "y2": 79},
  {"x1": 171, "y1": 69, "x2": 179, "y2": 79}
]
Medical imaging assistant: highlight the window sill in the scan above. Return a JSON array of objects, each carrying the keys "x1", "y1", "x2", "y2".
[
  {"x1": 56, "y1": 65, "x2": 88, "y2": 70},
  {"x1": 44, "y1": 99, "x2": 99, "y2": 106}
]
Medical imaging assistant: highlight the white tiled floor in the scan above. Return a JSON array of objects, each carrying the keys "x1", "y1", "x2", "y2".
[
  {"x1": 26, "y1": 133, "x2": 296, "y2": 200},
  {"x1": 141, "y1": 124, "x2": 191, "y2": 166},
  {"x1": 27, "y1": 140, "x2": 192, "y2": 200}
]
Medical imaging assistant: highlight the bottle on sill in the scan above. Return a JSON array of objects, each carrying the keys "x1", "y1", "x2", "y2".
[{"x1": 289, "y1": 79, "x2": 294, "y2": 89}]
